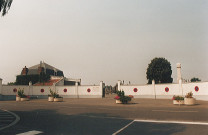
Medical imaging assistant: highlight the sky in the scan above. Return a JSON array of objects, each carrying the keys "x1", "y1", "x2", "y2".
[{"x1": 0, "y1": 0, "x2": 207, "y2": 85}]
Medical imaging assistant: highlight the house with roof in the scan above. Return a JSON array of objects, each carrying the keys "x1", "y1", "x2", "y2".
[{"x1": 21, "y1": 61, "x2": 81, "y2": 86}]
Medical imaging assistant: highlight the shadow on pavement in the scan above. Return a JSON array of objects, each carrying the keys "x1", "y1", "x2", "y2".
[
  {"x1": 0, "y1": 109, "x2": 132, "y2": 135},
  {"x1": 118, "y1": 122, "x2": 185, "y2": 135}
]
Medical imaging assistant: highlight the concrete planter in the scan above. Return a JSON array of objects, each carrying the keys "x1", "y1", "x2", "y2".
[
  {"x1": 48, "y1": 97, "x2": 54, "y2": 102},
  {"x1": 54, "y1": 97, "x2": 63, "y2": 102},
  {"x1": 21, "y1": 98, "x2": 29, "y2": 101},
  {"x1": 173, "y1": 100, "x2": 184, "y2": 105},
  {"x1": 116, "y1": 99, "x2": 122, "y2": 104},
  {"x1": 184, "y1": 98, "x2": 195, "y2": 105},
  {"x1": 16, "y1": 96, "x2": 21, "y2": 101}
]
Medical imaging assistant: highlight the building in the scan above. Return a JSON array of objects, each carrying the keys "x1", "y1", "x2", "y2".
[{"x1": 21, "y1": 61, "x2": 81, "y2": 86}]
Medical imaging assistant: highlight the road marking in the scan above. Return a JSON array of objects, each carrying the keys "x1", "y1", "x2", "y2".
[
  {"x1": 112, "y1": 121, "x2": 134, "y2": 135},
  {"x1": 134, "y1": 119, "x2": 208, "y2": 125},
  {"x1": 152, "y1": 110, "x2": 198, "y2": 113},
  {"x1": 0, "y1": 109, "x2": 20, "y2": 131},
  {"x1": 16, "y1": 130, "x2": 43, "y2": 135}
]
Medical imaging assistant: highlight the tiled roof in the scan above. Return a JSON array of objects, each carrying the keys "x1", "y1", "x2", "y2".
[{"x1": 33, "y1": 79, "x2": 61, "y2": 86}]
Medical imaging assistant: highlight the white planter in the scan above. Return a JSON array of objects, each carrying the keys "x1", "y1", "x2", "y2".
[
  {"x1": 184, "y1": 98, "x2": 195, "y2": 105},
  {"x1": 21, "y1": 98, "x2": 29, "y2": 101},
  {"x1": 48, "y1": 97, "x2": 54, "y2": 102},
  {"x1": 116, "y1": 99, "x2": 122, "y2": 104},
  {"x1": 173, "y1": 100, "x2": 184, "y2": 105},
  {"x1": 54, "y1": 97, "x2": 63, "y2": 102},
  {"x1": 16, "y1": 97, "x2": 21, "y2": 101}
]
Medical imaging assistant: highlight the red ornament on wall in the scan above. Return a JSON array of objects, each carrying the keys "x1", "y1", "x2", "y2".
[
  {"x1": 87, "y1": 88, "x2": 91, "y2": 93},
  {"x1": 13, "y1": 88, "x2": 17, "y2": 93},
  {"x1": 165, "y1": 87, "x2": 169, "y2": 92},
  {"x1": 133, "y1": 88, "x2": 138, "y2": 92},
  {"x1": 40, "y1": 89, "x2": 44, "y2": 93},
  {"x1": 195, "y1": 86, "x2": 199, "y2": 92},
  {"x1": 64, "y1": 88, "x2": 67, "y2": 92}
]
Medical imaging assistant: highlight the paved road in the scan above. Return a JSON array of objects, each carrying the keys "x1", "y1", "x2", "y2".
[
  {"x1": 0, "y1": 96, "x2": 208, "y2": 135},
  {"x1": 0, "y1": 109, "x2": 19, "y2": 131}
]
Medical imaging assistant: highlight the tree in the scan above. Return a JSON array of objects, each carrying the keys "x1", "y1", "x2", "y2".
[
  {"x1": 39, "y1": 71, "x2": 50, "y2": 84},
  {"x1": 146, "y1": 57, "x2": 173, "y2": 84},
  {"x1": 190, "y1": 77, "x2": 201, "y2": 82},
  {"x1": 15, "y1": 75, "x2": 39, "y2": 85},
  {"x1": 0, "y1": 0, "x2": 13, "y2": 16}
]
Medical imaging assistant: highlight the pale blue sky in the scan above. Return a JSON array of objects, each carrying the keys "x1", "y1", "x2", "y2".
[{"x1": 0, "y1": 0, "x2": 207, "y2": 85}]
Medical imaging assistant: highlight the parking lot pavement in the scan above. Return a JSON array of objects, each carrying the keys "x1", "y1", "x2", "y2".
[
  {"x1": 0, "y1": 97, "x2": 208, "y2": 135},
  {"x1": 0, "y1": 109, "x2": 20, "y2": 131},
  {"x1": 116, "y1": 120, "x2": 208, "y2": 135}
]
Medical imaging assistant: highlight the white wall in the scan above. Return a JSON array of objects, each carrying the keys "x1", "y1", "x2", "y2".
[
  {"x1": 0, "y1": 81, "x2": 104, "y2": 99},
  {"x1": 119, "y1": 81, "x2": 208, "y2": 101}
]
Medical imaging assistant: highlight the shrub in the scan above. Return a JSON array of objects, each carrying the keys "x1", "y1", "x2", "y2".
[
  {"x1": 115, "y1": 90, "x2": 131, "y2": 104},
  {"x1": 48, "y1": 89, "x2": 62, "y2": 98},
  {"x1": 185, "y1": 92, "x2": 193, "y2": 98},
  {"x1": 17, "y1": 89, "x2": 27, "y2": 98},
  {"x1": 172, "y1": 95, "x2": 184, "y2": 101}
]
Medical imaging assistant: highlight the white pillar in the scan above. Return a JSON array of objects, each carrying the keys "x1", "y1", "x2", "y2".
[
  {"x1": 177, "y1": 63, "x2": 182, "y2": 83},
  {"x1": 99, "y1": 81, "x2": 103, "y2": 97},
  {"x1": 29, "y1": 81, "x2": 32, "y2": 96},
  {"x1": 53, "y1": 83, "x2": 56, "y2": 92},
  {"x1": 179, "y1": 79, "x2": 183, "y2": 96},
  {"x1": 75, "y1": 82, "x2": 79, "y2": 98},
  {"x1": 0, "y1": 78, "x2": 2, "y2": 95},
  {"x1": 118, "y1": 80, "x2": 121, "y2": 91},
  {"x1": 152, "y1": 80, "x2": 156, "y2": 99}
]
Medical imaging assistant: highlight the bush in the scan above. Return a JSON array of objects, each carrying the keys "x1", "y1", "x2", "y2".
[
  {"x1": 48, "y1": 89, "x2": 62, "y2": 98},
  {"x1": 115, "y1": 90, "x2": 131, "y2": 104},
  {"x1": 172, "y1": 95, "x2": 184, "y2": 101},
  {"x1": 16, "y1": 75, "x2": 39, "y2": 85},
  {"x1": 17, "y1": 89, "x2": 27, "y2": 98},
  {"x1": 185, "y1": 92, "x2": 193, "y2": 98}
]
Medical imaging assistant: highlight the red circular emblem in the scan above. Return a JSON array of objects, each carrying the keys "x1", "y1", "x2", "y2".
[
  {"x1": 13, "y1": 88, "x2": 17, "y2": 93},
  {"x1": 87, "y1": 88, "x2": 91, "y2": 93},
  {"x1": 40, "y1": 89, "x2": 44, "y2": 93},
  {"x1": 165, "y1": 87, "x2": 169, "y2": 92},
  {"x1": 64, "y1": 88, "x2": 67, "y2": 92},
  {"x1": 133, "y1": 88, "x2": 138, "y2": 92},
  {"x1": 195, "y1": 86, "x2": 199, "y2": 92}
]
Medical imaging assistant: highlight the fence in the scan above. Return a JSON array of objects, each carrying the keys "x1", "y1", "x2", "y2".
[
  {"x1": 0, "y1": 79, "x2": 104, "y2": 100},
  {"x1": 118, "y1": 80, "x2": 208, "y2": 101}
]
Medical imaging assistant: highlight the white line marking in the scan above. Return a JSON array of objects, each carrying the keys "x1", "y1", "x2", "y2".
[
  {"x1": 0, "y1": 109, "x2": 20, "y2": 131},
  {"x1": 16, "y1": 130, "x2": 43, "y2": 135},
  {"x1": 112, "y1": 121, "x2": 134, "y2": 135},
  {"x1": 134, "y1": 119, "x2": 208, "y2": 125},
  {"x1": 152, "y1": 110, "x2": 198, "y2": 113}
]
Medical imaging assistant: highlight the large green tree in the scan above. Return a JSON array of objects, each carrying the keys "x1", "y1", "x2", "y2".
[
  {"x1": 146, "y1": 57, "x2": 173, "y2": 84},
  {"x1": 0, "y1": 0, "x2": 13, "y2": 16}
]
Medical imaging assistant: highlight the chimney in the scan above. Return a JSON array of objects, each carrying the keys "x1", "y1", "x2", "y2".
[
  {"x1": 21, "y1": 66, "x2": 28, "y2": 75},
  {"x1": 38, "y1": 61, "x2": 44, "y2": 74}
]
